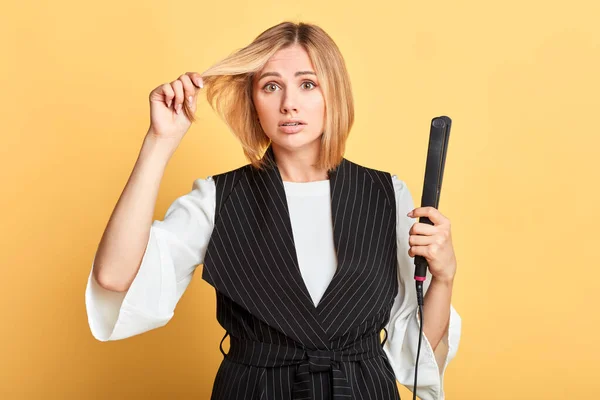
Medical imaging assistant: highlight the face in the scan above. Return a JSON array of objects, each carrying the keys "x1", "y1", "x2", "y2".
[{"x1": 252, "y1": 44, "x2": 325, "y2": 153}]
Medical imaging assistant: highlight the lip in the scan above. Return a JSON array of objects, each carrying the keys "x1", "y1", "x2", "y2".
[
  {"x1": 278, "y1": 124, "x2": 306, "y2": 134},
  {"x1": 279, "y1": 119, "x2": 307, "y2": 126},
  {"x1": 278, "y1": 119, "x2": 307, "y2": 134}
]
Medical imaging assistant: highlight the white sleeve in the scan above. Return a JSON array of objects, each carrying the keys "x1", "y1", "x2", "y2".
[
  {"x1": 84, "y1": 176, "x2": 216, "y2": 341},
  {"x1": 383, "y1": 175, "x2": 462, "y2": 400}
]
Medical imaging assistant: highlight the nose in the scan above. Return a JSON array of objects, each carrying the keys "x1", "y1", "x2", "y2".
[{"x1": 280, "y1": 89, "x2": 299, "y2": 115}]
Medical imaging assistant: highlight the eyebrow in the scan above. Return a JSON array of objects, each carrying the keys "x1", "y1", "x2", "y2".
[{"x1": 258, "y1": 71, "x2": 316, "y2": 80}]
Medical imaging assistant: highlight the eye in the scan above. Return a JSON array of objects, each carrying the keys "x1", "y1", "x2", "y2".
[
  {"x1": 302, "y1": 81, "x2": 317, "y2": 90},
  {"x1": 263, "y1": 83, "x2": 280, "y2": 92}
]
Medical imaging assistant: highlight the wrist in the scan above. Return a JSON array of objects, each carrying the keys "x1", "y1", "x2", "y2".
[
  {"x1": 141, "y1": 130, "x2": 178, "y2": 163},
  {"x1": 431, "y1": 275, "x2": 455, "y2": 287}
]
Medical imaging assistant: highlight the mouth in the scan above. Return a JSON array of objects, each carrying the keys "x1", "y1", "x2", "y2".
[
  {"x1": 278, "y1": 122, "x2": 306, "y2": 134},
  {"x1": 279, "y1": 121, "x2": 306, "y2": 127}
]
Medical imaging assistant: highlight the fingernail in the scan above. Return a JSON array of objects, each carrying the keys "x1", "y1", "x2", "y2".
[
  {"x1": 188, "y1": 96, "x2": 193, "y2": 105},
  {"x1": 196, "y1": 79, "x2": 203, "y2": 88},
  {"x1": 407, "y1": 211, "x2": 413, "y2": 217},
  {"x1": 176, "y1": 104, "x2": 181, "y2": 114}
]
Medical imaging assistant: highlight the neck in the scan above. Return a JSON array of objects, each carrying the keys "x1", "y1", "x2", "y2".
[{"x1": 271, "y1": 142, "x2": 328, "y2": 183}]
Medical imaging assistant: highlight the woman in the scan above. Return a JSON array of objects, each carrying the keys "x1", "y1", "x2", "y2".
[{"x1": 86, "y1": 21, "x2": 461, "y2": 400}]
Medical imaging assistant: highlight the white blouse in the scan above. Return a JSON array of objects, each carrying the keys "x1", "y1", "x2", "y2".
[{"x1": 85, "y1": 174, "x2": 461, "y2": 400}]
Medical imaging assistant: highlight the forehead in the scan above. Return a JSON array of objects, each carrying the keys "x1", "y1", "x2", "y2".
[{"x1": 259, "y1": 45, "x2": 315, "y2": 75}]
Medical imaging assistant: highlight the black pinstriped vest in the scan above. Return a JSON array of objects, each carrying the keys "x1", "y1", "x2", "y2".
[{"x1": 202, "y1": 144, "x2": 401, "y2": 400}]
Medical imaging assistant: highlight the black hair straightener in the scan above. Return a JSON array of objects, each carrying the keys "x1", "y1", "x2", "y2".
[{"x1": 412, "y1": 116, "x2": 452, "y2": 400}]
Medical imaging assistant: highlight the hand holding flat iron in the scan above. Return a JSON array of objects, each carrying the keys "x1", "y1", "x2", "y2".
[{"x1": 407, "y1": 207, "x2": 457, "y2": 284}]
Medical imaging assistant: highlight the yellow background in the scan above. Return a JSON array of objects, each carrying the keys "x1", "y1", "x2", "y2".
[{"x1": 2, "y1": 0, "x2": 599, "y2": 398}]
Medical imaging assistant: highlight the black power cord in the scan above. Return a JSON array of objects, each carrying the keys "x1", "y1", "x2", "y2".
[{"x1": 413, "y1": 280, "x2": 425, "y2": 400}]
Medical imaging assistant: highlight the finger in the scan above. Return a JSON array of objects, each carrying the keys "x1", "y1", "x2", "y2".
[
  {"x1": 171, "y1": 79, "x2": 184, "y2": 114},
  {"x1": 407, "y1": 206, "x2": 447, "y2": 225},
  {"x1": 161, "y1": 83, "x2": 175, "y2": 108},
  {"x1": 186, "y1": 72, "x2": 204, "y2": 88},
  {"x1": 408, "y1": 222, "x2": 437, "y2": 236},
  {"x1": 408, "y1": 234, "x2": 435, "y2": 247},
  {"x1": 178, "y1": 74, "x2": 197, "y2": 108},
  {"x1": 408, "y1": 244, "x2": 430, "y2": 258}
]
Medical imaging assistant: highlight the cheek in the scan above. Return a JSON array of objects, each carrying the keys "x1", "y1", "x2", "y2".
[
  {"x1": 306, "y1": 94, "x2": 326, "y2": 118},
  {"x1": 254, "y1": 94, "x2": 278, "y2": 119}
]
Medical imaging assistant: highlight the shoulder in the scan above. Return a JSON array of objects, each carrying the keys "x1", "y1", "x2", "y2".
[
  {"x1": 185, "y1": 162, "x2": 251, "y2": 203},
  {"x1": 344, "y1": 158, "x2": 399, "y2": 194},
  {"x1": 343, "y1": 158, "x2": 411, "y2": 207},
  {"x1": 201, "y1": 163, "x2": 253, "y2": 211},
  {"x1": 208, "y1": 163, "x2": 251, "y2": 183},
  {"x1": 200, "y1": 161, "x2": 257, "y2": 190}
]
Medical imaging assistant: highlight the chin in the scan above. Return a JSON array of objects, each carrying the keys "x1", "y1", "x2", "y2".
[{"x1": 269, "y1": 132, "x2": 322, "y2": 151}]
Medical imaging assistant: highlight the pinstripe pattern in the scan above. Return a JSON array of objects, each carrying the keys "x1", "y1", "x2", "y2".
[{"x1": 202, "y1": 144, "x2": 400, "y2": 399}]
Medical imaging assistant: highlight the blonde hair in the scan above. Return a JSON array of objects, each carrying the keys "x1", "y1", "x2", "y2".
[{"x1": 184, "y1": 21, "x2": 354, "y2": 171}]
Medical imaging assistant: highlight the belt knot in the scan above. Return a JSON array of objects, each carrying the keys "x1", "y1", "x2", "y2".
[
  {"x1": 222, "y1": 332, "x2": 388, "y2": 399},
  {"x1": 306, "y1": 349, "x2": 334, "y2": 373}
]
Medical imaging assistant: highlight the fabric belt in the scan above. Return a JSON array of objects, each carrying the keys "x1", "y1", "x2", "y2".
[{"x1": 219, "y1": 329, "x2": 388, "y2": 399}]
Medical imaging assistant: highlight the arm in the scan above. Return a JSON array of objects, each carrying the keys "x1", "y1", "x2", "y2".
[
  {"x1": 92, "y1": 131, "x2": 177, "y2": 292},
  {"x1": 383, "y1": 175, "x2": 462, "y2": 400},
  {"x1": 406, "y1": 200, "x2": 457, "y2": 358},
  {"x1": 422, "y1": 276, "x2": 454, "y2": 353}
]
